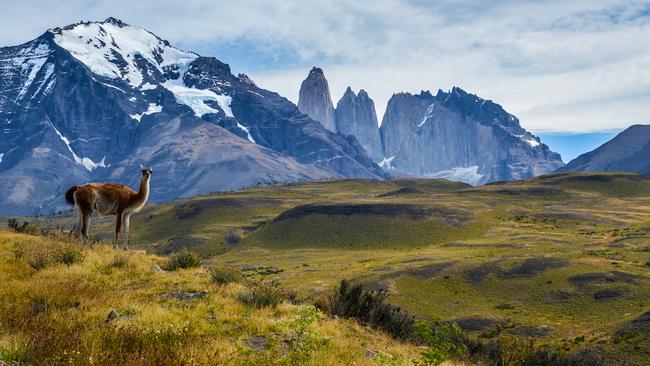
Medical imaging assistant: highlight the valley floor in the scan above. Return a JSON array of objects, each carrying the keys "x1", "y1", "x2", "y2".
[{"x1": 25, "y1": 173, "x2": 650, "y2": 364}]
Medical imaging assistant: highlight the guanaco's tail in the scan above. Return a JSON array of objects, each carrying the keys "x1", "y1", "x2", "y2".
[{"x1": 65, "y1": 186, "x2": 79, "y2": 206}]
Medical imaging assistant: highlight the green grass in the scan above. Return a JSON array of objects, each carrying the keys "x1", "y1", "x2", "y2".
[
  {"x1": 0, "y1": 230, "x2": 423, "y2": 365},
  {"x1": 23, "y1": 172, "x2": 650, "y2": 364}
]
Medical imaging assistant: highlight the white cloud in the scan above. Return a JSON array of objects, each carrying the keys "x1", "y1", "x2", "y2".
[{"x1": 1, "y1": 0, "x2": 649, "y2": 132}]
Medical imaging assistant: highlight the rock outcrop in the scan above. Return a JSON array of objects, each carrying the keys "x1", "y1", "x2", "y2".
[
  {"x1": 335, "y1": 87, "x2": 383, "y2": 162},
  {"x1": 378, "y1": 88, "x2": 564, "y2": 184},
  {"x1": 297, "y1": 67, "x2": 336, "y2": 131}
]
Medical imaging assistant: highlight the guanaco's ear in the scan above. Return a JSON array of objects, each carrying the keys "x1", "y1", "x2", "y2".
[{"x1": 139, "y1": 163, "x2": 144, "y2": 170}]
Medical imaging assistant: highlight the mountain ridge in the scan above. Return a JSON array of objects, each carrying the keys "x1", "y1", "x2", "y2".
[
  {"x1": 0, "y1": 18, "x2": 386, "y2": 215},
  {"x1": 295, "y1": 67, "x2": 564, "y2": 184},
  {"x1": 559, "y1": 124, "x2": 650, "y2": 175}
]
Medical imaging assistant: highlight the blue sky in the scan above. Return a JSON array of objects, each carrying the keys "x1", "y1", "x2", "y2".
[
  {"x1": 0, "y1": 0, "x2": 648, "y2": 160},
  {"x1": 536, "y1": 131, "x2": 622, "y2": 162}
]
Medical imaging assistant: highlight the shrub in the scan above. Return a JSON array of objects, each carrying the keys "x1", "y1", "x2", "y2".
[
  {"x1": 7, "y1": 218, "x2": 40, "y2": 235},
  {"x1": 224, "y1": 229, "x2": 242, "y2": 245},
  {"x1": 236, "y1": 282, "x2": 285, "y2": 308},
  {"x1": 281, "y1": 305, "x2": 330, "y2": 364},
  {"x1": 57, "y1": 246, "x2": 85, "y2": 266},
  {"x1": 163, "y1": 249, "x2": 201, "y2": 271},
  {"x1": 415, "y1": 318, "x2": 467, "y2": 366},
  {"x1": 211, "y1": 266, "x2": 242, "y2": 285},
  {"x1": 328, "y1": 279, "x2": 415, "y2": 340}
]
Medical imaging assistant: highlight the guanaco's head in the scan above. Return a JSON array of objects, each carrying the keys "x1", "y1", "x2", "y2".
[{"x1": 140, "y1": 164, "x2": 153, "y2": 180}]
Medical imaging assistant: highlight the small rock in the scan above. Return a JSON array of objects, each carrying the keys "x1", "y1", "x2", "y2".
[
  {"x1": 151, "y1": 264, "x2": 163, "y2": 272},
  {"x1": 239, "y1": 265, "x2": 257, "y2": 271},
  {"x1": 246, "y1": 335, "x2": 267, "y2": 352},
  {"x1": 365, "y1": 349, "x2": 379, "y2": 358},
  {"x1": 106, "y1": 310, "x2": 119, "y2": 323},
  {"x1": 167, "y1": 290, "x2": 209, "y2": 301}
]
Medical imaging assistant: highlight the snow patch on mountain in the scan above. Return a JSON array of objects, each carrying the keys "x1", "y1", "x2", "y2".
[
  {"x1": 51, "y1": 19, "x2": 196, "y2": 89},
  {"x1": 378, "y1": 156, "x2": 395, "y2": 169},
  {"x1": 0, "y1": 153, "x2": 4, "y2": 163},
  {"x1": 425, "y1": 166, "x2": 483, "y2": 185},
  {"x1": 130, "y1": 103, "x2": 162, "y2": 122},
  {"x1": 50, "y1": 122, "x2": 109, "y2": 171},
  {"x1": 162, "y1": 78, "x2": 233, "y2": 117},
  {"x1": 237, "y1": 122, "x2": 255, "y2": 143},
  {"x1": 6, "y1": 42, "x2": 52, "y2": 100}
]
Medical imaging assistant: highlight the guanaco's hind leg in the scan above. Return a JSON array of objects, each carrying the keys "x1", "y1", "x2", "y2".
[
  {"x1": 80, "y1": 213, "x2": 91, "y2": 246},
  {"x1": 114, "y1": 212, "x2": 123, "y2": 249},
  {"x1": 74, "y1": 189, "x2": 93, "y2": 247}
]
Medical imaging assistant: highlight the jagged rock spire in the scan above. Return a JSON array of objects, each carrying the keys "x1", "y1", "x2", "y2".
[
  {"x1": 297, "y1": 67, "x2": 336, "y2": 131},
  {"x1": 335, "y1": 87, "x2": 383, "y2": 162}
]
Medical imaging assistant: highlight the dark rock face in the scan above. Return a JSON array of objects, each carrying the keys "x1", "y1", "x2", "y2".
[
  {"x1": 335, "y1": 88, "x2": 383, "y2": 162},
  {"x1": 379, "y1": 88, "x2": 564, "y2": 184},
  {"x1": 0, "y1": 19, "x2": 385, "y2": 215},
  {"x1": 558, "y1": 125, "x2": 650, "y2": 175},
  {"x1": 297, "y1": 67, "x2": 336, "y2": 131}
]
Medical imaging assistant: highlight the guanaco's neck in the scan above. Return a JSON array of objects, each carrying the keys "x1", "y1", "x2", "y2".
[{"x1": 136, "y1": 177, "x2": 150, "y2": 205}]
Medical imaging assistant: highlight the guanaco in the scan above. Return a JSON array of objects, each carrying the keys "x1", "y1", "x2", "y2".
[{"x1": 65, "y1": 165, "x2": 152, "y2": 249}]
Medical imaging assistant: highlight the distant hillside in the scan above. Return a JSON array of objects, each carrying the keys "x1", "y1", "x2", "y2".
[{"x1": 559, "y1": 124, "x2": 650, "y2": 175}]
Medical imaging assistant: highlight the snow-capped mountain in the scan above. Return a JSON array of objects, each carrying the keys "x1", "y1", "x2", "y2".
[{"x1": 0, "y1": 18, "x2": 385, "y2": 215}]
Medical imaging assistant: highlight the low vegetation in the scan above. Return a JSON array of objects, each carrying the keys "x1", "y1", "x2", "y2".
[
  {"x1": 163, "y1": 248, "x2": 202, "y2": 270},
  {"x1": 0, "y1": 230, "x2": 426, "y2": 365},
  {"x1": 25, "y1": 173, "x2": 650, "y2": 364}
]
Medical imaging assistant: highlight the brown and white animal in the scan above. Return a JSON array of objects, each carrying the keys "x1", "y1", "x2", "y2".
[{"x1": 65, "y1": 166, "x2": 152, "y2": 249}]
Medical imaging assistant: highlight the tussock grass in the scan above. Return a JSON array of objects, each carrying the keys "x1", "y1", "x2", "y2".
[{"x1": 0, "y1": 230, "x2": 422, "y2": 365}]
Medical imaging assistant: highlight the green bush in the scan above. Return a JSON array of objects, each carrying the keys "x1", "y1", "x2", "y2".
[
  {"x1": 57, "y1": 246, "x2": 85, "y2": 266},
  {"x1": 329, "y1": 279, "x2": 415, "y2": 340},
  {"x1": 211, "y1": 266, "x2": 242, "y2": 285},
  {"x1": 414, "y1": 318, "x2": 467, "y2": 366},
  {"x1": 236, "y1": 282, "x2": 285, "y2": 308},
  {"x1": 163, "y1": 249, "x2": 201, "y2": 271}
]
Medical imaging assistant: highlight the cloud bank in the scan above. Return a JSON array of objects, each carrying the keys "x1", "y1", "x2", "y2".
[{"x1": 1, "y1": 0, "x2": 648, "y2": 132}]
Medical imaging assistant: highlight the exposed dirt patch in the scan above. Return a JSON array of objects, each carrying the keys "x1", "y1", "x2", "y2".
[
  {"x1": 270, "y1": 203, "x2": 471, "y2": 225},
  {"x1": 452, "y1": 316, "x2": 501, "y2": 332},
  {"x1": 593, "y1": 288, "x2": 632, "y2": 301},
  {"x1": 502, "y1": 257, "x2": 569, "y2": 278},
  {"x1": 390, "y1": 262, "x2": 455, "y2": 279},
  {"x1": 466, "y1": 257, "x2": 569, "y2": 283},
  {"x1": 174, "y1": 197, "x2": 280, "y2": 219},
  {"x1": 630, "y1": 311, "x2": 650, "y2": 331},
  {"x1": 377, "y1": 187, "x2": 426, "y2": 197},
  {"x1": 462, "y1": 186, "x2": 566, "y2": 196},
  {"x1": 507, "y1": 326, "x2": 553, "y2": 338},
  {"x1": 543, "y1": 290, "x2": 578, "y2": 303},
  {"x1": 163, "y1": 236, "x2": 211, "y2": 254},
  {"x1": 466, "y1": 260, "x2": 504, "y2": 283},
  {"x1": 568, "y1": 271, "x2": 640, "y2": 289},
  {"x1": 400, "y1": 257, "x2": 438, "y2": 263},
  {"x1": 441, "y1": 242, "x2": 475, "y2": 248}
]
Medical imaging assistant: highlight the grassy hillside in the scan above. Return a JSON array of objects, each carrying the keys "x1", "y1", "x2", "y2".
[
  {"x1": 25, "y1": 173, "x2": 650, "y2": 364},
  {"x1": 0, "y1": 230, "x2": 428, "y2": 365}
]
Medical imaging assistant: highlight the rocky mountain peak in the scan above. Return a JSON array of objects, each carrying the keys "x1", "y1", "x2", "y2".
[
  {"x1": 0, "y1": 22, "x2": 386, "y2": 215},
  {"x1": 335, "y1": 87, "x2": 383, "y2": 162},
  {"x1": 102, "y1": 17, "x2": 128, "y2": 27},
  {"x1": 559, "y1": 124, "x2": 650, "y2": 175},
  {"x1": 298, "y1": 66, "x2": 336, "y2": 131}
]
